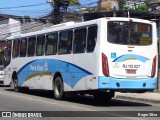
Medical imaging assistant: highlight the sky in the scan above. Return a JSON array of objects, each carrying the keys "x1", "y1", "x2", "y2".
[
  {"x1": 0, "y1": 0, "x2": 145, "y2": 18},
  {"x1": 0, "y1": 0, "x2": 98, "y2": 18},
  {"x1": 0, "y1": 0, "x2": 52, "y2": 18},
  {"x1": 0, "y1": 0, "x2": 99, "y2": 18}
]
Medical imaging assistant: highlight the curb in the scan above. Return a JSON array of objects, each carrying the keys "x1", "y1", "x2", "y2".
[{"x1": 115, "y1": 94, "x2": 160, "y2": 104}]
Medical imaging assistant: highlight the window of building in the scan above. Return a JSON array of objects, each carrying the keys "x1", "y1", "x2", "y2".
[
  {"x1": 19, "y1": 38, "x2": 27, "y2": 57},
  {"x1": 46, "y1": 33, "x2": 58, "y2": 55},
  {"x1": 12, "y1": 40, "x2": 20, "y2": 57},
  {"x1": 27, "y1": 36, "x2": 36, "y2": 56},
  {"x1": 58, "y1": 30, "x2": 73, "y2": 54},
  {"x1": 87, "y1": 25, "x2": 97, "y2": 52},
  {"x1": 73, "y1": 28, "x2": 86, "y2": 53},
  {"x1": 36, "y1": 35, "x2": 45, "y2": 56}
]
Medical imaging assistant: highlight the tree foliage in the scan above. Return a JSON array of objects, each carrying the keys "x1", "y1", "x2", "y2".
[
  {"x1": 127, "y1": 1, "x2": 149, "y2": 12},
  {"x1": 134, "y1": 4, "x2": 149, "y2": 11},
  {"x1": 118, "y1": 0, "x2": 126, "y2": 10},
  {"x1": 69, "y1": 0, "x2": 80, "y2": 6}
]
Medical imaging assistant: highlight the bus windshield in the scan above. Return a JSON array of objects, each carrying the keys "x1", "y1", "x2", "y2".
[{"x1": 107, "y1": 21, "x2": 152, "y2": 45}]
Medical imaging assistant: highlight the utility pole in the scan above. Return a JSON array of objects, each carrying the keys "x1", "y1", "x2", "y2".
[{"x1": 47, "y1": 0, "x2": 69, "y2": 24}]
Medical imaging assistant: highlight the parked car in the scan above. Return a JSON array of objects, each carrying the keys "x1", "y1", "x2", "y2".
[{"x1": 0, "y1": 65, "x2": 4, "y2": 84}]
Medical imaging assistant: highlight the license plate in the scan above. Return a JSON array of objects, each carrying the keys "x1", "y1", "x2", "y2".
[{"x1": 126, "y1": 69, "x2": 136, "y2": 74}]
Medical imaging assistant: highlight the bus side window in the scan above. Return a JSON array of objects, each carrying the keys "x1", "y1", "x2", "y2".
[
  {"x1": 27, "y1": 36, "x2": 36, "y2": 57},
  {"x1": 58, "y1": 30, "x2": 73, "y2": 54},
  {"x1": 20, "y1": 38, "x2": 27, "y2": 57},
  {"x1": 12, "y1": 39, "x2": 20, "y2": 58},
  {"x1": 87, "y1": 25, "x2": 97, "y2": 52},
  {"x1": 73, "y1": 28, "x2": 86, "y2": 53},
  {"x1": 45, "y1": 33, "x2": 58, "y2": 55},
  {"x1": 36, "y1": 35, "x2": 45, "y2": 56}
]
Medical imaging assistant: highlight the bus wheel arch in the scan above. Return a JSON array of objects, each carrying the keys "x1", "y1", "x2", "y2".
[
  {"x1": 53, "y1": 72, "x2": 64, "y2": 100},
  {"x1": 12, "y1": 71, "x2": 19, "y2": 92}
]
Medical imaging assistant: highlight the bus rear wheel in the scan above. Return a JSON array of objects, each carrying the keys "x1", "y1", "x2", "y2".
[
  {"x1": 13, "y1": 78, "x2": 19, "y2": 92},
  {"x1": 54, "y1": 77, "x2": 64, "y2": 100}
]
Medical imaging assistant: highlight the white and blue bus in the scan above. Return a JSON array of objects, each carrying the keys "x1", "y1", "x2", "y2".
[{"x1": 3, "y1": 17, "x2": 158, "y2": 101}]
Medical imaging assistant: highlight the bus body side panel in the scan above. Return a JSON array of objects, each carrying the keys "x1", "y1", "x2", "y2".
[
  {"x1": 71, "y1": 53, "x2": 99, "y2": 91},
  {"x1": 3, "y1": 19, "x2": 101, "y2": 92},
  {"x1": 8, "y1": 55, "x2": 97, "y2": 91}
]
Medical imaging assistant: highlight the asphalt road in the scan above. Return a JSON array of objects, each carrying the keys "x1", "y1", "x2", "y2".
[{"x1": 0, "y1": 85, "x2": 160, "y2": 120}]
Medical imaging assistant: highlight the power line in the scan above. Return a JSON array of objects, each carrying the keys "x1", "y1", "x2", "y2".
[
  {"x1": 0, "y1": 8, "x2": 52, "y2": 18},
  {"x1": 0, "y1": 3, "x2": 49, "y2": 9},
  {"x1": 0, "y1": 1, "x2": 99, "y2": 18},
  {"x1": 0, "y1": 9, "x2": 51, "y2": 13}
]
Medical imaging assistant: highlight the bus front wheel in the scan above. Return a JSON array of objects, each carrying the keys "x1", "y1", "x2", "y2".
[{"x1": 54, "y1": 77, "x2": 64, "y2": 100}]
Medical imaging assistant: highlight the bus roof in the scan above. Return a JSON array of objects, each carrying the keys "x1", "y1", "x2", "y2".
[{"x1": 7, "y1": 17, "x2": 154, "y2": 40}]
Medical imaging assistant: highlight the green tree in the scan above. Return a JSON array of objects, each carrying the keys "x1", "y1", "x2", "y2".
[
  {"x1": 118, "y1": 0, "x2": 126, "y2": 10},
  {"x1": 134, "y1": 4, "x2": 149, "y2": 12},
  {"x1": 128, "y1": 1, "x2": 149, "y2": 12},
  {"x1": 69, "y1": 0, "x2": 80, "y2": 6}
]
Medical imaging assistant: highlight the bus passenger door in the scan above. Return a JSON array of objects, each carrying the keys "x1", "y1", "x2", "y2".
[{"x1": 3, "y1": 41, "x2": 12, "y2": 85}]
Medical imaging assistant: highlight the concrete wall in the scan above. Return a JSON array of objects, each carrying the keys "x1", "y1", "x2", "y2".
[
  {"x1": 0, "y1": 18, "x2": 21, "y2": 41},
  {"x1": 0, "y1": 19, "x2": 10, "y2": 40},
  {"x1": 0, "y1": 18, "x2": 53, "y2": 41},
  {"x1": 21, "y1": 20, "x2": 52, "y2": 34},
  {"x1": 9, "y1": 18, "x2": 21, "y2": 36}
]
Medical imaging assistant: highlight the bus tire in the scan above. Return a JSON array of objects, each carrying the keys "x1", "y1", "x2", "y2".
[
  {"x1": 13, "y1": 78, "x2": 19, "y2": 92},
  {"x1": 54, "y1": 77, "x2": 64, "y2": 100}
]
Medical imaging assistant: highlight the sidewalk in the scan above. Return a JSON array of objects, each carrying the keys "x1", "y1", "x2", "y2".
[{"x1": 115, "y1": 91, "x2": 160, "y2": 104}]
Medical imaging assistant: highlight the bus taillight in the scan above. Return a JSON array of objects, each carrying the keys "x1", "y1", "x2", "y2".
[
  {"x1": 102, "y1": 53, "x2": 109, "y2": 77},
  {"x1": 151, "y1": 56, "x2": 157, "y2": 78}
]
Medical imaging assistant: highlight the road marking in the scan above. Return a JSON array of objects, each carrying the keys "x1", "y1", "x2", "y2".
[{"x1": 0, "y1": 91, "x2": 145, "y2": 120}]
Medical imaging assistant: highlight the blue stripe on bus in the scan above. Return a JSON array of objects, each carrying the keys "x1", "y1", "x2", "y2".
[
  {"x1": 112, "y1": 54, "x2": 149, "y2": 63},
  {"x1": 98, "y1": 76, "x2": 157, "y2": 89},
  {"x1": 17, "y1": 60, "x2": 36, "y2": 74},
  {"x1": 17, "y1": 59, "x2": 92, "y2": 88}
]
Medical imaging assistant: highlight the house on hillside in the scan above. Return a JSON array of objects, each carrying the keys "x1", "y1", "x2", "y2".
[
  {"x1": 148, "y1": 0, "x2": 160, "y2": 12},
  {"x1": 0, "y1": 14, "x2": 21, "y2": 41},
  {"x1": 125, "y1": 0, "x2": 145, "y2": 10},
  {"x1": 0, "y1": 14, "x2": 21, "y2": 52},
  {"x1": 0, "y1": 14, "x2": 52, "y2": 52},
  {"x1": 99, "y1": 0, "x2": 118, "y2": 11}
]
